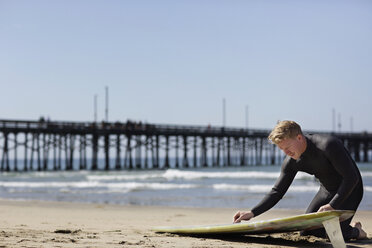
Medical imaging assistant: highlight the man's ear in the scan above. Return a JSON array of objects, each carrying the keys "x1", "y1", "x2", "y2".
[{"x1": 296, "y1": 134, "x2": 302, "y2": 141}]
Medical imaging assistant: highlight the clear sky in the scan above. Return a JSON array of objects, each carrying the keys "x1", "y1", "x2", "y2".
[{"x1": 1, "y1": 0, "x2": 371, "y2": 132}]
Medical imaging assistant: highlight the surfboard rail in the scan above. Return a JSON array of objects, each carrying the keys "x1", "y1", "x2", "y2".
[{"x1": 152, "y1": 210, "x2": 354, "y2": 235}]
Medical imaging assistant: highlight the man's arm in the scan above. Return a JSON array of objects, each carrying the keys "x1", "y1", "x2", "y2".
[
  {"x1": 250, "y1": 162, "x2": 297, "y2": 217},
  {"x1": 238, "y1": 156, "x2": 297, "y2": 216},
  {"x1": 324, "y1": 138, "x2": 361, "y2": 209},
  {"x1": 232, "y1": 158, "x2": 297, "y2": 223}
]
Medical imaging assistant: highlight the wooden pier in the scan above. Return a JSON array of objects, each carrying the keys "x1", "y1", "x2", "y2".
[{"x1": 0, "y1": 119, "x2": 371, "y2": 171}]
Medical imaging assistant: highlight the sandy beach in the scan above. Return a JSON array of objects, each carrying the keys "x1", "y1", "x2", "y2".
[{"x1": 0, "y1": 200, "x2": 370, "y2": 247}]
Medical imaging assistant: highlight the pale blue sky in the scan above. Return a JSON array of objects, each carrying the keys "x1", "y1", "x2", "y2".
[{"x1": 1, "y1": 0, "x2": 371, "y2": 131}]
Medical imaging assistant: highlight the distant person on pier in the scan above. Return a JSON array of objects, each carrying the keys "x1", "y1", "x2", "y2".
[{"x1": 233, "y1": 120, "x2": 367, "y2": 240}]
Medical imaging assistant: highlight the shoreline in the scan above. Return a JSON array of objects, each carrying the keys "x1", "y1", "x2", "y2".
[{"x1": 0, "y1": 199, "x2": 372, "y2": 247}]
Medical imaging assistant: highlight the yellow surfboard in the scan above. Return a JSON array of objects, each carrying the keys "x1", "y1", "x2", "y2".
[
  {"x1": 153, "y1": 210, "x2": 353, "y2": 234},
  {"x1": 153, "y1": 210, "x2": 354, "y2": 248}
]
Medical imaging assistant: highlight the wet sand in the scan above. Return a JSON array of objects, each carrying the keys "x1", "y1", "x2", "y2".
[{"x1": 0, "y1": 199, "x2": 371, "y2": 247}]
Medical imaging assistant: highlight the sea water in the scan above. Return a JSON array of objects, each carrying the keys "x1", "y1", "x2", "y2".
[{"x1": 0, "y1": 163, "x2": 371, "y2": 210}]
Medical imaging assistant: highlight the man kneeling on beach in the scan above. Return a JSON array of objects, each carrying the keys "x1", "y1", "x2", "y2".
[{"x1": 233, "y1": 120, "x2": 367, "y2": 240}]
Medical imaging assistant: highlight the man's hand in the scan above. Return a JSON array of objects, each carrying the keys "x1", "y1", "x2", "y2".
[
  {"x1": 233, "y1": 211, "x2": 254, "y2": 223},
  {"x1": 317, "y1": 204, "x2": 335, "y2": 212}
]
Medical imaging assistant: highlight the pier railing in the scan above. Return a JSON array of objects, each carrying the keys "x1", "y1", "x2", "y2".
[{"x1": 0, "y1": 119, "x2": 270, "y2": 136}]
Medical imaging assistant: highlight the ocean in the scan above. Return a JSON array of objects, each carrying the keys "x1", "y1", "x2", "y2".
[{"x1": 0, "y1": 163, "x2": 371, "y2": 210}]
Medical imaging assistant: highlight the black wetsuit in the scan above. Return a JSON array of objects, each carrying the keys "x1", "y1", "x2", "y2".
[{"x1": 251, "y1": 134, "x2": 363, "y2": 240}]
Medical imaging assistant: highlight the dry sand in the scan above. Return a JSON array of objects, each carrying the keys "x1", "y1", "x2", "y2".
[{"x1": 0, "y1": 199, "x2": 371, "y2": 247}]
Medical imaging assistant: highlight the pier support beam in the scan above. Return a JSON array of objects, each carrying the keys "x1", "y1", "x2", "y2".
[
  {"x1": 182, "y1": 136, "x2": 189, "y2": 168},
  {"x1": 115, "y1": 135, "x2": 121, "y2": 170},
  {"x1": 201, "y1": 136, "x2": 207, "y2": 167},
  {"x1": 354, "y1": 141, "x2": 361, "y2": 162},
  {"x1": 155, "y1": 135, "x2": 159, "y2": 168},
  {"x1": 363, "y1": 141, "x2": 369, "y2": 162},
  {"x1": 164, "y1": 136, "x2": 170, "y2": 169},
  {"x1": 227, "y1": 137, "x2": 231, "y2": 166},
  {"x1": 92, "y1": 134, "x2": 99, "y2": 170},
  {"x1": 175, "y1": 136, "x2": 180, "y2": 168},
  {"x1": 271, "y1": 144, "x2": 276, "y2": 165},
  {"x1": 1, "y1": 132, "x2": 9, "y2": 171},
  {"x1": 104, "y1": 134, "x2": 110, "y2": 170},
  {"x1": 241, "y1": 138, "x2": 246, "y2": 166},
  {"x1": 125, "y1": 135, "x2": 133, "y2": 169},
  {"x1": 216, "y1": 137, "x2": 221, "y2": 167}
]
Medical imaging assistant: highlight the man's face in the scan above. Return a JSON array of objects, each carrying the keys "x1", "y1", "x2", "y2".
[{"x1": 277, "y1": 135, "x2": 304, "y2": 160}]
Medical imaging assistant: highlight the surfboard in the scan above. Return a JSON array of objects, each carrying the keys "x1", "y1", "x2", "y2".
[
  {"x1": 153, "y1": 210, "x2": 354, "y2": 248},
  {"x1": 153, "y1": 210, "x2": 354, "y2": 235}
]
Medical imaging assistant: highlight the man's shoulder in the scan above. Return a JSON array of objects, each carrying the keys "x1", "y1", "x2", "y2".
[
  {"x1": 281, "y1": 155, "x2": 296, "y2": 172},
  {"x1": 306, "y1": 134, "x2": 341, "y2": 151}
]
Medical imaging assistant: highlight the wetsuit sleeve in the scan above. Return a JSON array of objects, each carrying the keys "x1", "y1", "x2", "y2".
[
  {"x1": 324, "y1": 138, "x2": 361, "y2": 208},
  {"x1": 251, "y1": 158, "x2": 297, "y2": 217}
]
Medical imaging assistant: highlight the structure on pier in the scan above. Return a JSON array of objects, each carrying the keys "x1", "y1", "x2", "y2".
[{"x1": 0, "y1": 119, "x2": 371, "y2": 171}]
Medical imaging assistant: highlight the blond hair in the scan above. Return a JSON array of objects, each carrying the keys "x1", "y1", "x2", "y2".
[{"x1": 268, "y1": 120, "x2": 303, "y2": 144}]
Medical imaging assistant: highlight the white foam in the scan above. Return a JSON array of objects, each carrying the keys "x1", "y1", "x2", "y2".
[
  {"x1": 0, "y1": 170, "x2": 90, "y2": 179},
  {"x1": 161, "y1": 169, "x2": 315, "y2": 181},
  {"x1": 212, "y1": 183, "x2": 319, "y2": 193},
  {"x1": 361, "y1": 172, "x2": 372, "y2": 178},
  {"x1": 0, "y1": 181, "x2": 198, "y2": 191},
  {"x1": 0, "y1": 181, "x2": 101, "y2": 188},
  {"x1": 87, "y1": 173, "x2": 161, "y2": 181},
  {"x1": 104, "y1": 182, "x2": 198, "y2": 190},
  {"x1": 163, "y1": 169, "x2": 281, "y2": 180},
  {"x1": 212, "y1": 184, "x2": 272, "y2": 192},
  {"x1": 364, "y1": 186, "x2": 372, "y2": 192}
]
